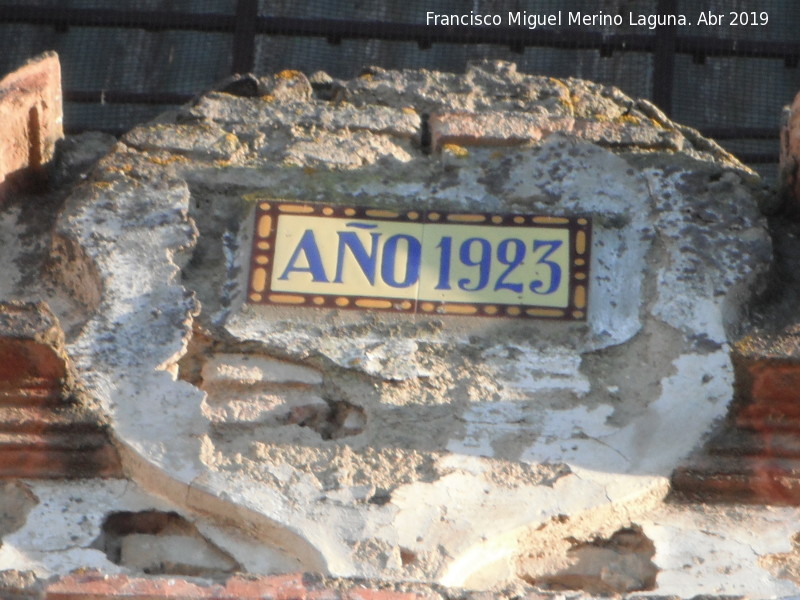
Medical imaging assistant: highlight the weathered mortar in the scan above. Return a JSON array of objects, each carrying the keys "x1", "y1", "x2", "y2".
[{"x1": 4, "y1": 60, "x2": 792, "y2": 596}]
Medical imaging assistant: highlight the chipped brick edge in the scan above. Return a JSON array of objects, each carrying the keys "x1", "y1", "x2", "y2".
[{"x1": 0, "y1": 51, "x2": 63, "y2": 202}]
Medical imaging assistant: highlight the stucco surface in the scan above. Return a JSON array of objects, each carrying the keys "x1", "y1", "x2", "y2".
[{"x1": 1, "y1": 62, "x2": 793, "y2": 597}]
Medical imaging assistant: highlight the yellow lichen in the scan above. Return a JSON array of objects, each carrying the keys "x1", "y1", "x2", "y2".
[
  {"x1": 243, "y1": 192, "x2": 271, "y2": 203},
  {"x1": 146, "y1": 154, "x2": 189, "y2": 165},
  {"x1": 617, "y1": 114, "x2": 642, "y2": 125},
  {"x1": 442, "y1": 143, "x2": 469, "y2": 158},
  {"x1": 277, "y1": 69, "x2": 302, "y2": 80},
  {"x1": 359, "y1": 73, "x2": 374, "y2": 81},
  {"x1": 401, "y1": 107, "x2": 416, "y2": 115},
  {"x1": 260, "y1": 94, "x2": 275, "y2": 102}
]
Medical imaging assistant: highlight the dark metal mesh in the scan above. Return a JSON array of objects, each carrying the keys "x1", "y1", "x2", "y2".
[
  {"x1": 63, "y1": 102, "x2": 178, "y2": 134},
  {"x1": 0, "y1": 0, "x2": 797, "y2": 182}
]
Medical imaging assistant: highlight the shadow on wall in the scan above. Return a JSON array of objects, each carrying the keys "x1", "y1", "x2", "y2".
[
  {"x1": 0, "y1": 52, "x2": 63, "y2": 205},
  {"x1": 0, "y1": 106, "x2": 47, "y2": 203}
]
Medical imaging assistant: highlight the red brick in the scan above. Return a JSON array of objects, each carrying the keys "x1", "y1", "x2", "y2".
[
  {"x1": 0, "y1": 339, "x2": 67, "y2": 383},
  {"x1": 725, "y1": 358, "x2": 800, "y2": 433},
  {"x1": 747, "y1": 362, "x2": 800, "y2": 408},
  {"x1": 781, "y1": 90, "x2": 800, "y2": 212},
  {"x1": 0, "y1": 404, "x2": 123, "y2": 478},
  {"x1": 223, "y1": 573, "x2": 309, "y2": 599},
  {"x1": 671, "y1": 342, "x2": 800, "y2": 504},
  {"x1": 47, "y1": 574, "x2": 313, "y2": 600},
  {"x1": 428, "y1": 112, "x2": 573, "y2": 151},
  {"x1": 0, "y1": 381, "x2": 64, "y2": 406},
  {"x1": 46, "y1": 573, "x2": 223, "y2": 599},
  {"x1": 45, "y1": 575, "x2": 425, "y2": 600},
  {"x1": 671, "y1": 456, "x2": 800, "y2": 505},
  {"x1": 0, "y1": 431, "x2": 109, "y2": 450},
  {"x1": 0, "y1": 302, "x2": 69, "y2": 384},
  {"x1": 0, "y1": 302, "x2": 123, "y2": 480},
  {"x1": 0, "y1": 52, "x2": 62, "y2": 201},
  {"x1": 344, "y1": 589, "x2": 419, "y2": 600},
  {"x1": 305, "y1": 589, "x2": 342, "y2": 600},
  {"x1": 707, "y1": 429, "x2": 800, "y2": 459},
  {"x1": 0, "y1": 446, "x2": 122, "y2": 479}
]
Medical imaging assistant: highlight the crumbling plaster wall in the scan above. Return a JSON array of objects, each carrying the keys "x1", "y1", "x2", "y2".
[{"x1": 20, "y1": 60, "x2": 786, "y2": 594}]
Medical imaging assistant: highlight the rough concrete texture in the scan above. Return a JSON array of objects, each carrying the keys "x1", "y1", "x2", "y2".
[
  {"x1": 0, "y1": 60, "x2": 795, "y2": 598},
  {"x1": 51, "y1": 131, "x2": 117, "y2": 188},
  {"x1": 0, "y1": 52, "x2": 62, "y2": 202}
]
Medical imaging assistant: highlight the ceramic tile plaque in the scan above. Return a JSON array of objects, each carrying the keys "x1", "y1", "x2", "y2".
[{"x1": 247, "y1": 201, "x2": 591, "y2": 320}]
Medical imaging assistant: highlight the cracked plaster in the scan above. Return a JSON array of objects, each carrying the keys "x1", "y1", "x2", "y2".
[{"x1": 0, "y1": 62, "x2": 789, "y2": 597}]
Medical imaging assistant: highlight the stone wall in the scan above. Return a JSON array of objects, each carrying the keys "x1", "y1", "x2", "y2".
[{"x1": 2, "y1": 54, "x2": 800, "y2": 598}]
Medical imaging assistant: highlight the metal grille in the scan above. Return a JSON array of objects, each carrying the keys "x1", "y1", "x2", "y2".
[{"x1": 1, "y1": 0, "x2": 797, "y2": 181}]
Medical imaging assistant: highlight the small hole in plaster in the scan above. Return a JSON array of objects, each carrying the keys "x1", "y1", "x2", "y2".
[
  {"x1": 400, "y1": 548, "x2": 417, "y2": 566},
  {"x1": 287, "y1": 399, "x2": 366, "y2": 440},
  {"x1": 522, "y1": 525, "x2": 658, "y2": 596},
  {"x1": 368, "y1": 490, "x2": 392, "y2": 506},
  {"x1": 91, "y1": 510, "x2": 239, "y2": 578}
]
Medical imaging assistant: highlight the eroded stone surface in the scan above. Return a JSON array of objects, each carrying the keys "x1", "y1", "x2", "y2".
[{"x1": 0, "y1": 60, "x2": 786, "y2": 597}]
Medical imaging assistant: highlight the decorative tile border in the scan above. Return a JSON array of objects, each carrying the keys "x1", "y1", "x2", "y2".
[{"x1": 247, "y1": 201, "x2": 591, "y2": 320}]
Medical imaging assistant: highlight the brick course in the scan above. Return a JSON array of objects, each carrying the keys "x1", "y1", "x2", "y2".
[
  {"x1": 45, "y1": 573, "x2": 423, "y2": 600},
  {"x1": 0, "y1": 302, "x2": 122, "y2": 479},
  {"x1": 671, "y1": 334, "x2": 800, "y2": 505}
]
